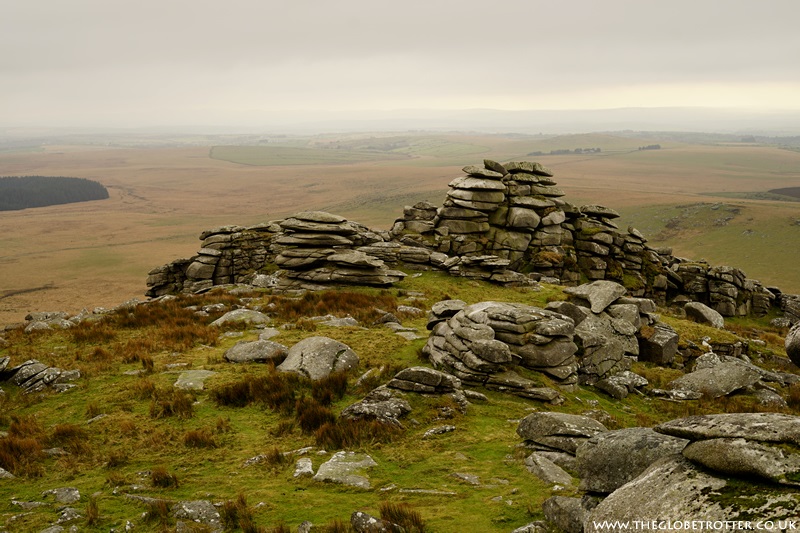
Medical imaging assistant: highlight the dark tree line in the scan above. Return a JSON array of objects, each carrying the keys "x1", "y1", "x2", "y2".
[{"x1": 0, "y1": 176, "x2": 109, "y2": 211}]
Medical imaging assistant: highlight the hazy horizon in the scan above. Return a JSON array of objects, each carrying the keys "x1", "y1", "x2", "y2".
[{"x1": 2, "y1": 0, "x2": 799, "y2": 131}]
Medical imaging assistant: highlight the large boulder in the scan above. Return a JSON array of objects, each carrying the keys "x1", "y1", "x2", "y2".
[
  {"x1": 223, "y1": 340, "x2": 288, "y2": 364},
  {"x1": 786, "y1": 322, "x2": 800, "y2": 367},
  {"x1": 584, "y1": 455, "x2": 800, "y2": 531},
  {"x1": 277, "y1": 336, "x2": 359, "y2": 380},
  {"x1": 576, "y1": 427, "x2": 689, "y2": 494},
  {"x1": 667, "y1": 361, "x2": 761, "y2": 398}
]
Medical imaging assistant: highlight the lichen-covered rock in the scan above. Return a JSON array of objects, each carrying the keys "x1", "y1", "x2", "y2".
[
  {"x1": 585, "y1": 455, "x2": 800, "y2": 531},
  {"x1": 682, "y1": 438, "x2": 800, "y2": 486},
  {"x1": 210, "y1": 309, "x2": 270, "y2": 327},
  {"x1": 340, "y1": 386, "x2": 412, "y2": 426},
  {"x1": 277, "y1": 337, "x2": 359, "y2": 380},
  {"x1": 313, "y1": 451, "x2": 377, "y2": 489},
  {"x1": 576, "y1": 427, "x2": 689, "y2": 493}
]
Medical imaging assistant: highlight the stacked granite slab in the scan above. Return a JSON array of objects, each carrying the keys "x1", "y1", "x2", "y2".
[
  {"x1": 274, "y1": 212, "x2": 405, "y2": 290},
  {"x1": 436, "y1": 169, "x2": 504, "y2": 249},
  {"x1": 390, "y1": 201, "x2": 438, "y2": 235},
  {"x1": 422, "y1": 300, "x2": 576, "y2": 399},
  {"x1": 668, "y1": 261, "x2": 776, "y2": 317},
  {"x1": 146, "y1": 223, "x2": 280, "y2": 296}
]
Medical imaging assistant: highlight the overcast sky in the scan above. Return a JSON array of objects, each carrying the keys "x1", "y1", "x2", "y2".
[{"x1": 2, "y1": 0, "x2": 799, "y2": 128}]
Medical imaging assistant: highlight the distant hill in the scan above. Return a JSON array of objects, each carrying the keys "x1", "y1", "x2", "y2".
[{"x1": 0, "y1": 176, "x2": 109, "y2": 211}]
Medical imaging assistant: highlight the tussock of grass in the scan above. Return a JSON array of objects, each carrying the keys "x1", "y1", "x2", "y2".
[
  {"x1": 379, "y1": 500, "x2": 427, "y2": 533},
  {"x1": 183, "y1": 428, "x2": 218, "y2": 448},
  {"x1": 150, "y1": 466, "x2": 179, "y2": 488}
]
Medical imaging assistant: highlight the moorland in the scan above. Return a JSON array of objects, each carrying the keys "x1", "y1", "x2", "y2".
[
  {"x1": 1, "y1": 130, "x2": 800, "y2": 325},
  {"x1": 2, "y1": 129, "x2": 800, "y2": 532}
]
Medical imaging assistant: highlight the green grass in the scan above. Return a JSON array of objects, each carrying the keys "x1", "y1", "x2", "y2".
[
  {"x1": 619, "y1": 201, "x2": 800, "y2": 293},
  {"x1": 0, "y1": 276, "x2": 797, "y2": 532}
]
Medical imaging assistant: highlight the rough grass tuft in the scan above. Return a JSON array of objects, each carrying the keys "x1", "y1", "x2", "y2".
[
  {"x1": 183, "y1": 428, "x2": 218, "y2": 448},
  {"x1": 150, "y1": 466, "x2": 179, "y2": 488},
  {"x1": 379, "y1": 501, "x2": 427, "y2": 533}
]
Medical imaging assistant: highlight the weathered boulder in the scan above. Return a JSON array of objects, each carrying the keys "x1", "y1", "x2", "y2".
[
  {"x1": 667, "y1": 361, "x2": 761, "y2": 398},
  {"x1": 340, "y1": 386, "x2": 412, "y2": 426},
  {"x1": 313, "y1": 451, "x2": 377, "y2": 489},
  {"x1": 682, "y1": 438, "x2": 800, "y2": 486},
  {"x1": 223, "y1": 340, "x2": 289, "y2": 364},
  {"x1": 637, "y1": 323, "x2": 678, "y2": 365},
  {"x1": 576, "y1": 427, "x2": 689, "y2": 494},
  {"x1": 542, "y1": 496, "x2": 590, "y2": 533},
  {"x1": 351, "y1": 511, "x2": 404, "y2": 533},
  {"x1": 585, "y1": 455, "x2": 800, "y2": 532},
  {"x1": 684, "y1": 301, "x2": 725, "y2": 328},
  {"x1": 517, "y1": 412, "x2": 607, "y2": 454},
  {"x1": 210, "y1": 309, "x2": 270, "y2": 327},
  {"x1": 387, "y1": 366, "x2": 461, "y2": 393},
  {"x1": 277, "y1": 337, "x2": 359, "y2": 380},
  {"x1": 172, "y1": 500, "x2": 222, "y2": 532},
  {"x1": 524, "y1": 452, "x2": 574, "y2": 486}
]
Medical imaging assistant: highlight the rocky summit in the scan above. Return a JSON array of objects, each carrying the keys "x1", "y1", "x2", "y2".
[
  {"x1": 148, "y1": 160, "x2": 788, "y2": 323},
  {"x1": 1, "y1": 159, "x2": 799, "y2": 532}
]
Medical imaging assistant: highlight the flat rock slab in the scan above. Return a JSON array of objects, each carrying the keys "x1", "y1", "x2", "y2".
[
  {"x1": 525, "y1": 453, "x2": 574, "y2": 486},
  {"x1": 174, "y1": 370, "x2": 217, "y2": 391},
  {"x1": 564, "y1": 281, "x2": 627, "y2": 314},
  {"x1": 42, "y1": 487, "x2": 80, "y2": 504},
  {"x1": 313, "y1": 451, "x2": 377, "y2": 489},
  {"x1": 655, "y1": 413, "x2": 800, "y2": 446}
]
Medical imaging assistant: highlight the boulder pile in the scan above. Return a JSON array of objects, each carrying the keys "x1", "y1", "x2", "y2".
[
  {"x1": 0, "y1": 357, "x2": 80, "y2": 394},
  {"x1": 422, "y1": 281, "x2": 669, "y2": 399}
]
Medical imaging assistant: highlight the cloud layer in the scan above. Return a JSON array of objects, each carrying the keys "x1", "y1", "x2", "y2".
[{"x1": 3, "y1": 0, "x2": 799, "y2": 127}]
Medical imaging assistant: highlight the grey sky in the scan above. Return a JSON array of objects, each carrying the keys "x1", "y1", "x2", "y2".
[{"x1": 2, "y1": 0, "x2": 799, "y2": 128}]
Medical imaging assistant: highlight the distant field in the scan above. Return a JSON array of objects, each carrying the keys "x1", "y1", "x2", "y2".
[
  {"x1": 209, "y1": 145, "x2": 409, "y2": 166},
  {"x1": 2, "y1": 133, "x2": 800, "y2": 325}
]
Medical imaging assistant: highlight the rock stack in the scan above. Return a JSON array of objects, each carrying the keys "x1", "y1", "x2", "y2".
[
  {"x1": 147, "y1": 223, "x2": 279, "y2": 296},
  {"x1": 274, "y1": 211, "x2": 405, "y2": 289},
  {"x1": 423, "y1": 300, "x2": 576, "y2": 400},
  {"x1": 670, "y1": 262, "x2": 775, "y2": 317}
]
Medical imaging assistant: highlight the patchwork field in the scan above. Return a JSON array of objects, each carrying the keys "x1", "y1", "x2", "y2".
[{"x1": 2, "y1": 132, "x2": 800, "y2": 325}]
